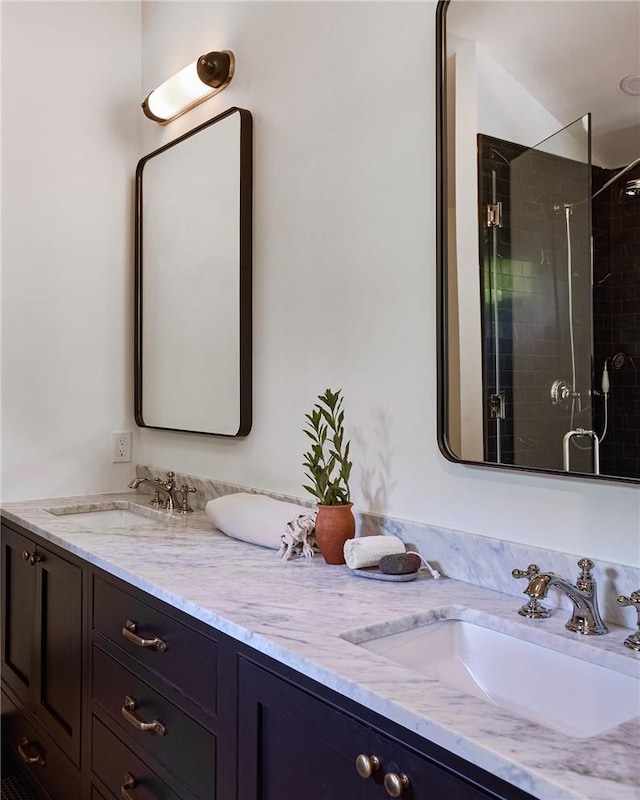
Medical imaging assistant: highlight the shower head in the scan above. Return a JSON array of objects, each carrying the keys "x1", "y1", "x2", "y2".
[
  {"x1": 624, "y1": 178, "x2": 640, "y2": 197},
  {"x1": 611, "y1": 352, "x2": 627, "y2": 370}
]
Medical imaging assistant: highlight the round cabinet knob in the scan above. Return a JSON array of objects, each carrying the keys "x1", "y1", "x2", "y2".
[
  {"x1": 384, "y1": 771, "x2": 410, "y2": 798},
  {"x1": 355, "y1": 754, "x2": 381, "y2": 779}
]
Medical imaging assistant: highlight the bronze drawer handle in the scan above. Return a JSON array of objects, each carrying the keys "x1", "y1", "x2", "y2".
[
  {"x1": 121, "y1": 696, "x2": 166, "y2": 736},
  {"x1": 22, "y1": 550, "x2": 41, "y2": 566},
  {"x1": 17, "y1": 736, "x2": 45, "y2": 766},
  {"x1": 122, "y1": 620, "x2": 167, "y2": 652},
  {"x1": 121, "y1": 772, "x2": 136, "y2": 800}
]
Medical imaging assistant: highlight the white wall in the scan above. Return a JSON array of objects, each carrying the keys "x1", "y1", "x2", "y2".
[
  {"x1": 1, "y1": 1, "x2": 141, "y2": 499},
  {"x1": 1, "y1": 2, "x2": 637, "y2": 568},
  {"x1": 137, "y1": 2, "x2": 639, "y2": 567}
]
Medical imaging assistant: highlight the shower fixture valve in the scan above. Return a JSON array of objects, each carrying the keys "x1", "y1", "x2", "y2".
[
  {"x1": 553, "y1": 201, "x2": 574, "y2": 216},
  {"x1": 550, "y1": 379, "x2": 580, "y2": 409}
]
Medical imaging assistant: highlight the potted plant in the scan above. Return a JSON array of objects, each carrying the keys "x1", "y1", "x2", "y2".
[{"x1": 302, "y1": 388, "x2": 355, "y2": 564}]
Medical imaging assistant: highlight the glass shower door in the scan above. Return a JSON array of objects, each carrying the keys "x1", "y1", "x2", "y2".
[{"x1": 482, "y1": 115, "x2": 593, "y2": 472}]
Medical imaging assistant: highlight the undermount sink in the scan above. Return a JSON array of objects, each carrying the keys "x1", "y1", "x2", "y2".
[
  {"x1": 45, "y1": 502, "x2": 173, "y2": 532},
  {"x1": 351, "y1": 616, "x2": 640, "y2": 738}
]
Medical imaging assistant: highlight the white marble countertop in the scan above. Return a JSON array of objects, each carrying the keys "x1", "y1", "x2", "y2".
[{"x1": 2, "y1": 493, "x2": 639, "y2": 800}]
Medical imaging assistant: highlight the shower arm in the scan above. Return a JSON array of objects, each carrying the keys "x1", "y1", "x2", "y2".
[{"x1": 592, "y1": 156, "x2": 640, "y2": 199}]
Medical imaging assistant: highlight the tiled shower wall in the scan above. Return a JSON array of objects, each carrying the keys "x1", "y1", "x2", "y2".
[
  {"x1": 593, "y1": 163, "x2": 640, "y2": 479},
  {"x1": 478, "y1": 135, "x2": 638, "y2": 479},
  {"x1": 478, "y1": 134, "x2": 592, "y2": 473}
]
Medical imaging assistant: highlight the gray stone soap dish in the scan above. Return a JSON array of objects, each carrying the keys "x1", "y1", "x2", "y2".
[{"x1": 351, "y1": 567, "x2": 418, "y2": 582}]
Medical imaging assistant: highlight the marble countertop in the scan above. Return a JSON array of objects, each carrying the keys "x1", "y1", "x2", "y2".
[{"x1": 2, "y1": 493, "x2": 639, "y2": 800}]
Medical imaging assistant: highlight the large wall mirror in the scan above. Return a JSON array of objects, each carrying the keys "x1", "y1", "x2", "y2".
[
  {"x1": 436, "y1": 1, "x2": 639, "y2": 483},
  {"x1": 135, "y1": 107, "x2": 252, "y2": 436}
]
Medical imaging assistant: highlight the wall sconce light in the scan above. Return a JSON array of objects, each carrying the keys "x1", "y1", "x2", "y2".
[{"x1": 142, "y1": 50, "x2": 235, "y2": 124}]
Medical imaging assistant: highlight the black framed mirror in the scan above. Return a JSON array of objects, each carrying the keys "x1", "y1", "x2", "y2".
[
  {"x1": 135, "y1": 106, "x2": 252, "y2": 437},
  {"x1": 437, "y1": 1, "x2": 640, "y2": 484}
]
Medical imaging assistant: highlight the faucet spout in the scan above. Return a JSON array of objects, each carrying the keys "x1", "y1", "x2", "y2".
[
  {"x1": 128, "y1": 471, "x2": 196, "y2": 513},
  {"x1": 128, "y1": 472, "x2": 178, "y2": 511},
  {"x1": 523, "y1": 573, "x2": 553, "y2": 599},
  {"x1": 521, "y1": 559, "x2": 608, "y2": 636}
]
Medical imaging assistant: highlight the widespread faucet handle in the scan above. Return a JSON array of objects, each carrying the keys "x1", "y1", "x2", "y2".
[
  {"x1": 177, "y1": 484, "x2": 197, "y2": 513},
  {"x1": 576, "y1": 558, "x2": 596, "y2": 591},
  {"x1": 512, "y1": 564, "x2": 542, "y2": 580},
  {"x1": 618, "y1": 591, "x2": 640, "y2": 609},
  {"x1": 163, "y1": 471, "x2": 176, "y2": 488},
  {"x1": 617, "y1": 591, "x2": 640, "y2": 652},
  {"x1": 511, "y1": 565, "x2": 551, "y2": 619}
]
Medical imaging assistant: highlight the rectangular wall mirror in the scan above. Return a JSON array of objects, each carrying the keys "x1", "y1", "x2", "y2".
[
  {"x1": 436, "y1": 1, "x2": 639, "y2": 484},
  {"x1": 135, "y1": 107, "x2": 252, "y2": 436}
]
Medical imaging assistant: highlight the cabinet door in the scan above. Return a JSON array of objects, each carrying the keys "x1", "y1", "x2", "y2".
[
  {"x1": 238, "y1": 657, "x2": 369, "y2": 800},
  {"x1": 33, "y1": 543, "x2": 83, "y2": 766},
  {"x1": 238, "y1": 658, "x2": 498, "y2": 800},
  {"x1": 1, "y1": 526, "x2": 36, "y2": 708}
]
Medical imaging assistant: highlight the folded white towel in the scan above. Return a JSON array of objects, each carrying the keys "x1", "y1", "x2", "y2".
[
  {"x1": 343, "y1": 535, "x2": 405, "y2": 570},
  {"x1": 205, "y1": 493, "x2": 314, "y2": 550}
]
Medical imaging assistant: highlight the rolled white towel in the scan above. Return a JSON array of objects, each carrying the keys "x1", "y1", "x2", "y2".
[
  {"x1": 343, "y1": 535, "x2": 405, "y2": 570},
  {"x1": 205, "y1": 493, "x2": 314, "y2": 550}
]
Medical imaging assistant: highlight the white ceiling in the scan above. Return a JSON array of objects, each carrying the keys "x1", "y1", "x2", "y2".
[{"x1": 448, "y1": 0, "x2": 640, "y2": 167}]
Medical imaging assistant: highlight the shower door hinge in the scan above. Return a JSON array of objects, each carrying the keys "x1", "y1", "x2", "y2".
[
  {"x1": 489, "y1": 393, "x2": 506, "y2": 419},
  {"x1": 485, "y1": 202, "x2": 503, "y2": 228}
]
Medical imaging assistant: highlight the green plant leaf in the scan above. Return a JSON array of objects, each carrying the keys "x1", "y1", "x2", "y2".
[{"x1": 301, "y1": 388, "x2": 351, "y2": 505}]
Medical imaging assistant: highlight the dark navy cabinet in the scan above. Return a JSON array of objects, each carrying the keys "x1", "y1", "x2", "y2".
[
  {"x1": 1, "y1": 520, "x2": 83, "y2": 799},
  {"x1": 2, "y1": 520, "x2": 534, "y2": 800},
  {"x1": 236, "y1": 655, "x2": 534, "y2": 800}
]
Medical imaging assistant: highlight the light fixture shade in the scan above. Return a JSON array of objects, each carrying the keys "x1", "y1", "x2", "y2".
[
  {"x1": 620, "y1": 74, "x2": 640, "y2": 96},
  {"x1": 142, "y1": 50, "x2": 235, "y2": 124}
]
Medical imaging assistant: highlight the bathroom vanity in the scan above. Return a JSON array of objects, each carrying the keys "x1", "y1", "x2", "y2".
[{"x1": 1, "y1": 494, "x2": 638, "y2": 800}]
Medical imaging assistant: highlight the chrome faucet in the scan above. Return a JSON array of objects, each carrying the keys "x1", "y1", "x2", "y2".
[
  {"x1": 128, "y1": 471, "x2": 196, "y2": 513},
  {"x1": 518, "y1": 558, "x2": 608, "y2": 636}
]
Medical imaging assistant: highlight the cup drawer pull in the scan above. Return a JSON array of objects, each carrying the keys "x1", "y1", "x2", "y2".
[
  {"x1": 121, "y1": 696, "x2": 166, "y2": 736},
  {"x1": 121, "y1": 772, "x2": 136, "y2": 800},
  {"x1": 17, "y1": 737, "x2": 45, "y2": 766},
  {"x1": 122, "y1": 620, "x2": 167, "y2": 652}
]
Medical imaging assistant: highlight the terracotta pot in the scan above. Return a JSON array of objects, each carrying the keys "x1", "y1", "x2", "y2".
[{"x1": 315, "y1": 503, "x2": 355, "y2": 565}]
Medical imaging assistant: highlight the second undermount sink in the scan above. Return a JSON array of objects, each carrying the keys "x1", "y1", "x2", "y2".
[
  {"x1": 45, "y1": 502, "x2": 174, "y2": 531},
  {"x1": 351, "y1": 616, "x2": 640, "y2": 738}
]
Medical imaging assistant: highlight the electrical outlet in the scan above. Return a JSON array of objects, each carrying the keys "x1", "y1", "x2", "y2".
[{"x1": 112, "y1": 431, "x2": 131, "y2": 463}]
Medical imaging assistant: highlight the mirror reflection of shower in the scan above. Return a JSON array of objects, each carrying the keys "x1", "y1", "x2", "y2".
[
  {"x1": 478, "y1": 117, "x2": 640, "y2": 479},
  {"x1": 556, "y1": 157, "x2": 640, "y2": 474}
]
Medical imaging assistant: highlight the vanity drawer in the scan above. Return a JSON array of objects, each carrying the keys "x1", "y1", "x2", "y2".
[
  {"x1": 92, "y1": 716, "x2": 182, "y2": 800},
  {"x1": 92, "y1": 575, "x2": 217, "y2": 714},
  {"x1": 2, "y1": 689, "x2": 81, "y2": 800},
  {"x1": 92, "y1": 646, "x2": 216, "y2": 799}
]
